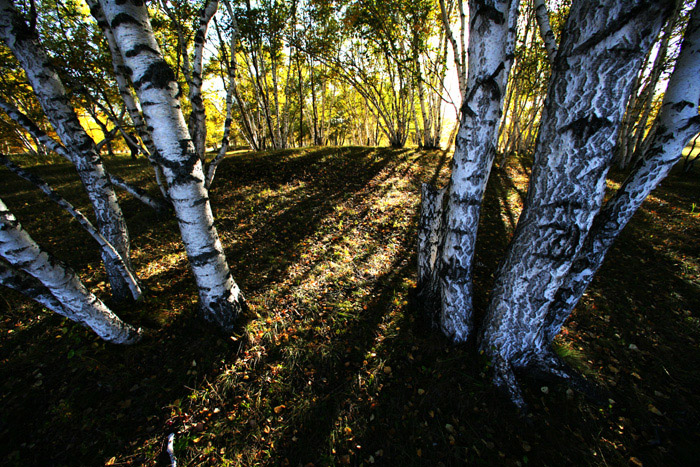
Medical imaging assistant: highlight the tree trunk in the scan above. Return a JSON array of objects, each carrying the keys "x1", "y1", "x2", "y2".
[
  {"x1": 0, "y1": 199, "x2": 140, "y2": 344},
  {"x1": 0, "y1": 0, "x2": 137, "y2": 302},
  {"x1": 544, "y1": 0, "x2": 700, "y2": 346},
  {"x1": 418, "y1": 0, "x2": 519, "y2": 342},
  {"x1": 0, "y1": 155, "x2": 142, "y2": 300},
  {"x1": 479, "y1": 0, "x2": 672, "y2": 408},
  {"x1": 189, "y1": 0, "x2": 219, "y2": 162},
  {"x1": 100, "y1": 0, "x2": 245, "y2": 331}
]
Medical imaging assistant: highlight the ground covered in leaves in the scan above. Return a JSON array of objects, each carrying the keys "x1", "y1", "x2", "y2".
[{"x1": 0, "y1": 147, "x2": 699, "y2": 466}]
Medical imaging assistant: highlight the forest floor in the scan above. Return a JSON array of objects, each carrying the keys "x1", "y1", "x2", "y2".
[{"x1": 0, "y1": 147, "x2": 699, "y2": 466}]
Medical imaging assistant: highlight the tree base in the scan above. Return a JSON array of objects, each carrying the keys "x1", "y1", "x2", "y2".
[{"x1": 490, "y1": 349, "x2": 606, "y2": 412}]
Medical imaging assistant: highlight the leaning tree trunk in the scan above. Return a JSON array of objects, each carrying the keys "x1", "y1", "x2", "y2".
[
  {"x1": 479, "y1": 0, "x2": 672, "y2": 408},
  {"x1": 543, "y1": 0, "x2": 700, "y2": 346},
  {"x1": 0, "y1": 199, "x2": 140, "y2": 344},
  {"x1": 99, "y1": 0, "x2": 245, "y2": 331},
  {"x1": 418, "y1": 0, "x2": 519, "y2": 343},
  {"x1": 0, "y1": 0, "x2": 137, "y2": 302}
]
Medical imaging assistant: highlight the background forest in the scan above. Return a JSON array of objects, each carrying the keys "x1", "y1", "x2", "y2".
[{"x1": 1, "y1": 0, "x2": 699, "y2": 465}]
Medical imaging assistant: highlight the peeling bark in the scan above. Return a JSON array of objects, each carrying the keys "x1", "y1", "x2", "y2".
[
  {"x1": 0, "y1": 199, "x2": 140, "y2": 344},
  {"x1": 99, "y1": 0, "x2": 245, "y2": 331}
]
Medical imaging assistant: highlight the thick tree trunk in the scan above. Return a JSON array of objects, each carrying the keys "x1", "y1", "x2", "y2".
[
  {"x1": 0, "y1": 199, "x2": 140, "y2": 344},
  {"x1": 99, "y1": 0, "x2": 245, "y2": 331},
  {"x1": 86, "y1": 0, "x2": 170, "y2": 200},
  {"x1": 543, "y1": 0, "x2": 700, "y2": 345},
  {"x1": 0, "y1": 0, "x2": 137, "y2": 302},
  {"x1": 479, "y1": 0, "x2": 672, "y2": 407},
  {"x1": 418, "y1": 0, "x2": 519, "y2": 342}
]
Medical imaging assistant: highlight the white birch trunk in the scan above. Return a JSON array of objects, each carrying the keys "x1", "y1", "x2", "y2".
[
  {"x1": 543, "y1": 0, "x2": 700, "y2": 346},
  {"x1": 0, "y1": 155, "x2": 142, "y2": 300},
  {"x1": 0, "y1": 0, "x2": 137, "y2": 302},
  {"x1": 99, "y1": 0, "x2": 244, "y2": 331},
  {"x1": 0, "y1": 199, "x2": 140, "y2": 344},
  {"x1": 189, "y1": 1, "x2": 219, "y2": 162},
  {"x1": 479, "y1": 0, "x2": 672, "y2": 407},
  {"x1": 420, "y1": 0, "x2": 519, "y2": 343},
  {"x1": 86, "y1": 0, "x2": 170, "y2": 200},
  {"x1": 0, "y1": 260, "x2": 69, "y2": 316}
]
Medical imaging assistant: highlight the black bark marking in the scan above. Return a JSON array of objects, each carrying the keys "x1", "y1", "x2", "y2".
[
  {"x1": 189, "y1": 250, "x2": 220, "y2": 267},
  {"x1": 465, "y1": 62, "x2": 506, "y2": 106},
  {"x1": 451, "y1": 193, "x2": 481, "y2": 206},
  {"x1": 194, "y1": 30, "x2": 205, "y2": 44},
  {"x1": 125, "y1": 43, "x2": 160, "y2": 57},
  {"x1": 110, "y1": 13, "x2": 142, "y2": 29},
  {"x1": 116, "y1": 0, "x2": 145, "y2": 6},
  {"x1": 680, "y1": 115, "x2": 700, "y2": 132},
  {"x1": 134, "y1": 60, "x2": 176, "y2": 90},
  {"x1": 560, "y1": 115, "x2": 612, "y2": 139},
  {"x1": 9, "y1": 10, "x2": 38, "y2": 42},
  {"x1": 150, "y1": 145, "x2": 201, "y2": 186},
  {"x1": 671, "y1": 100, "x2": 696, "y2": 112},
  {"x1": 471, "y1": 4, "x2": 505, "y2": 27}
]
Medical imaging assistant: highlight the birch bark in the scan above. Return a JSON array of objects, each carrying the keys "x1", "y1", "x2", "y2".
[
  {"x1": 0, "y1": 0, "x2": 136, "y2": 302},
  {"x1": 479, "y1": 0, "x2": 672, "y2": 406},
  {"x1": 543, "y1": 0, "x2": 700, "y2": 346},
  {"x1": 0, "y1": 199, "x2": 140, "y2": 344},
  {"x1": 189, "y1": 1, "x2": 219, "y2": 161},
  {"x1": 98, "y1": 0, "x2": 245, "y2": 331},
  {"x1": 419, "y1": 0, "x2": 519, "y2": 342}
]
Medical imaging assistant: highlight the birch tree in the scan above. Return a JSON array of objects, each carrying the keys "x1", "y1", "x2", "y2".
[
  {"x1": 0, "y1": 0, "x2": 138, "y2": 302},
  {"x1": 418, "y1": 0, "x2": 698, "y2": 409},
  {"x1": 0, "y1": 198, "x2": 141, "y2": 344},
  {"x1": 98, "y1": 0, "x2": 245, "y2": 331},
  {"x1": 417, "y1": 0, "x2": 520, "y2": 341}
]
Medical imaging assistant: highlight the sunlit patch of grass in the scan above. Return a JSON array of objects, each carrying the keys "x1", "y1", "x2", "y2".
[{"x1": 2, "y1": 147, "x2": 700, "y2": 466}]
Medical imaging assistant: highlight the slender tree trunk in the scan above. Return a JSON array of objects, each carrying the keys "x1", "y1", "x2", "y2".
[
  {"x1": 479, "y1": 0, "x2": 672, "y2": 408},
  {"x1": 0, "y1": 156, "x2": 142, "y2": 300},
  {"x1": 0, "y1": 199, "x2": 140, "y2": 344},
  {"x1": 189, "y1": 0, "x2": 219, "y2": 162},
  {"x1": 418, "y1": 0, "x2": 519, "y2": 342},
  {"x1": 99, "y1": 0, "x2": 245, "y2": 331},
  {"x1": 0, "y1": 0, "x2": 137, "y2": 302},
  {"x1": 533, "y1": 0, "x2": 557, "y2": 64}
]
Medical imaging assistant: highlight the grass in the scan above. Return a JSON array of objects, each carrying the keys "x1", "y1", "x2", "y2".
[{"x1": 0, "y1": 146, "x2": 699, "y2": 466}]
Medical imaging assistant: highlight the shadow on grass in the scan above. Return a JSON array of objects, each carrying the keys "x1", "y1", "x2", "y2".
[{"x1": 0, "y1": 148, "x2": 699, "y2": 466}]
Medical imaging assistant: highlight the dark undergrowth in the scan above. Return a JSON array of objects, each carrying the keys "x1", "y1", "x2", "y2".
[{"x1": 0, "y1": 146, "x2": 698, "y2": 466}]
